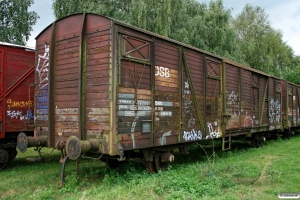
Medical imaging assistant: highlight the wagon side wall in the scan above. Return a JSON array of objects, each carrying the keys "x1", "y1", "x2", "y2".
[
  {"x1": 0, "y1": 44, "x2": 35, "y2": 140},
  {"x1": 35, "y1": 14, "x2": 113, "y2": 152}
]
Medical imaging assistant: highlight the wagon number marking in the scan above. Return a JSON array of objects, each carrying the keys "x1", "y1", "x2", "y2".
[{"x1": 155, "y1": 66, "x2": 170, "y2": 78}]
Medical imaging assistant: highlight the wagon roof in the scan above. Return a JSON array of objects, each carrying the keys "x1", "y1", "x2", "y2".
[{"x1": 0, "y1": 41, "x2": 35, "y2": 51}]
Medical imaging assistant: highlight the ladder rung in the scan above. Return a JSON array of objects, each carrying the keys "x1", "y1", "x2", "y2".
[{"x1": 222, "y1": 136, "x2": 231, "y2": 151}]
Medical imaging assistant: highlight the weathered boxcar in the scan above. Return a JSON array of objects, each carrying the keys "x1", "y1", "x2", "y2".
[
  {"x1": 17, "y1": 13, "x2": 300, "y2": 171},
  {"x1": 0, "y1": 42, "x2": 35, "y2": 169},
  {"x1": 281, "y1": 80, "x2": 300, "y2": 137}
]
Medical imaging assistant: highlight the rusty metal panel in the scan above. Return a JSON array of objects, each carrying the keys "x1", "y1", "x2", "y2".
[
  {"x1": 0, "y1": 44, "x2": 35, "y2": 139},
  {"x1": 268, "y1": 78, "x2": 275, "y2": 129},
  {"x1": 117, "y1": 87, "x2": 152, "y2": 149},
  {"x1": 268, "y1": 78, "x2": 282, "y2": 130},
  {"x1": 259, "y1": 75, "x2": 268, "y2": 126},
  {"x1": 240, "y1": 69, "x2": 252, "y2": 128},
  {"x1": 53, "y1": 14, "x2": 83, "y2": 142},
  {"x1": 155, "y1": 40, "x2": 179, "y2": 92},
  {"x1": 180, "y1": 49, "x2": 204, "y2": 142},
  {"x1": 84, "y1": 21, "x2": 111, "y2": 140},
  {"x1": 294, "y1": 86, "x2": 299, "y2": 126},
  {"x1": 275, "y1": 81, "x2": 282, "y2": 128},
  {"x1": 5, "y1": 76, "x2": 35, "y2": 131},
  {"x1": 251, "y1": 73, "x2": 259, "y2": 128},
  {"x1": 116, "y1": 29, "x2": 153, "y2": 149},
  {"x1": 287, "y1": 84, "x2": 293, "y2": 126},
  {"x1": 225, "y1": 63, "x2": 239, "y2": 129},
  {"x1": 0, "y1": 49, "x2": 2, "y2": 139},
  {"x1": 153, "y1": 40, "x2": 180, "y2": 146},
  {"x1": 35, "y1": 25, "x2": 52, "y2": 139},
  {"x1": 289, "y1": 85, "x2": 298, "y2": 127},
  {"x1": 120, "y1": 61, "x2": 151, "y2": 89},
  {"x1": 117, "y1": 25, "x2": 153, "y2": 42},
  {"x1": 225, "y1": 64, "x2": 274, "y2": 131},
  {"x1": 122, "y1": 36, "x2": 150, "y2": 61},
  {"x1": 35, "y1": 14, "x2": 113, "y2": 149},
  {"x1": 5, "y1": 48, "x2": 34, "y2": 90},
  {"x1": 205, "y1": 58, "x2": 221, "y2": 139},
  {"x1": 281, "y1": 80, "x2": 288, "y2": 128}
]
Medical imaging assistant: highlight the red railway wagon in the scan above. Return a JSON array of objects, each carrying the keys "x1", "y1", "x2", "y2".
[
  {"x1": 17, "y1": 13, "x2": 300, "y2": 172},
  {"x1": 0, "y1": 42, "x2": 35, "y2": 169}
]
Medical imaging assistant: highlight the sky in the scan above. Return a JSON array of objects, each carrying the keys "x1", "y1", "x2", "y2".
[{"x1": 27, "y1": 0, "x2": 300, "y2": 56}]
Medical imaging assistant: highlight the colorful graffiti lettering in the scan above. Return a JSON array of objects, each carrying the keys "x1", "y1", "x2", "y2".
[
  {"x1": 183, "y1": 129, "x2": 202, "y2": 141},
  {"x1": 206, "y1": 122, "x2": 220, "y2": 139},
  {"x1": 36, "y1": 85, "x2": 48, "y2": 109},
  {"x1": 7, "y1": 110, "x2": 34, "y2": 120},
  {"x1": 6, "y1": 99, "x2": 34, "y2": 109},
  {"x1": 36, "y1": 43, "x2": 49, "y2": 90},
  {"x1": 269, "y1": 98, "x2": 281, "y2": 123}
]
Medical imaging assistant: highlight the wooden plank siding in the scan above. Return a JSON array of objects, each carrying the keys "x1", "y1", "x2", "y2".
[
  {"x1": 33, "y1": 13, "x2": 300, "y2": 157},
  {"x1": 0, "y1": 44, "x2": 35, "y2": 137}
]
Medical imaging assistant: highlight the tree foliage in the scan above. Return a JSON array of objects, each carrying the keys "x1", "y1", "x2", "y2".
[
  {"x1": 284, "y1": 56, "x2": 300, "y2": 84},
  {"x1": 52, "y1": 0, "x2": 299, "y2": 80},
  {"x1": 232, "y1": 4, "x2": 295, "y2": 77},
  {"x1": 52, "y1": 0, "x2": 244, "y2": 62},
  {"x1": 0, "y1": 0, "x2": 39, "y2": 45}
]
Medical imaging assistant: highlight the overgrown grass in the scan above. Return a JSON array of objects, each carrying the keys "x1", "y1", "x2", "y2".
[{"x1": 1, "y1": 135, "x2": 300, "y2": 199}]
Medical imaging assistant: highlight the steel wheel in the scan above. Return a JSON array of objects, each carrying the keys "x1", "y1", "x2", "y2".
[
  {"x1": 153, "y1": 152, "x2": 170, "y2": 171},
  {"x1": 0, "y1": 149, "x2": 9, "y2": 170}
]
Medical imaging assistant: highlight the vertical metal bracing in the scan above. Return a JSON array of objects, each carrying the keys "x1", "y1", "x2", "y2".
[
  {"x1": 258, "y1": 77, "x2": 261, "y2": 127},
  {"x1": 178, "y1": 47, "x2": 183, "y2": 142},
  {"x1": 117, "y1": 29, "x2": 121, "y2": 86},
  {"x1": 280, "y1": 82, "x2": 283, "y2": 127},
  {"x1": 0, "y1": 48, "x2": 5, "y2": 137},
  {"x1": 151, "y1": 37, "x2": 155, "y2": 146},
  {"x1": 221, "y1": 62, "x2": 231, "y2": 151},
  {"x1": 289, "y1": 86, "x2": 293, "y2": 127},
  {"x1": 221, "y1": 62, "x2": 226, "y2": 130},
  {"x1": 203, "y1": 55, "x2": 207, "y2": 135},
  {"x1": 238, "y1": 68, "x2": 241, "y2": 127},
  {"x1": 292, "y1": 86, "x2": 295, "y2": 126},
  {"x1": 110, "y1": 22, "x2": 116, "y2": 155},
  {"x1": 79, "y1": 13, "x2": 87, "y2": 140},
  {"x1": 48, "y1": 22, "x2": 56, "y2": 147},
  {"x1": 285, "y1": 82, "x2": 288, "y2": 128},
  {"x1": 268, "y1": 78, "x2": 271, "y2": 128},
  {"x1": 182, "y1": 51, "x2": 204, "y2": 134},
  {"x1": 297, "y1": 89, "x2": 300, "y2": 125},
  {"x1": 0, "y1": 49, "x2": 3, "y2": 96}
]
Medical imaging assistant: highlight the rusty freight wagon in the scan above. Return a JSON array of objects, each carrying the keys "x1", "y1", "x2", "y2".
[
  {"x1": 17, "y1": 13, "x2": 298, "y2": 172},
  {"x1": 0, "y1": 42, "x2": 35, "y2": 169},
  {"x1": 281, "y1": 80, "x2": 300, "y2": 138}
]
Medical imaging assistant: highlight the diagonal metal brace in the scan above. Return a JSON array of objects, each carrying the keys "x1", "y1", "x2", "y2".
[{"x1": 182, "y1": 50, "x2": 205, "y2": 133}]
